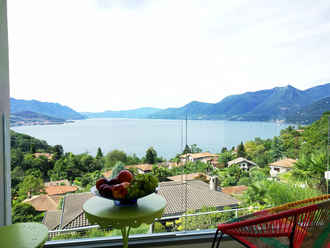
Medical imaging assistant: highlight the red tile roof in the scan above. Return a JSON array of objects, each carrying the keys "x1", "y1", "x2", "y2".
[
  {"x1": 126, "y1": 164, "x2": 154, "y2": 172},
  {"x1": 44, "y1": 180, "x2": 70, "y2": 187},
  {"x1": 34, "y1": 152, "x2": 53, "y2": 160},
  {"x1": 103, "y1": 170, "x2": 112, "y2": 179},
  {"x1": 222, "y1": 185, "x2": 248, "y2": 195},
  {"x1": 180, "y1": 152, "x2": 219, "y2": 159},
  {"x1": 167, "y1": 173, "x2": 210, "y2": 182},
  {"x1": 23, "y1": 194, "x2": 61, "y2": 211},
  {"x1": 45, "y1": 185, "x2": 78, "y2": 196},
  {"x1": 269, "y1": 158, "x2": 297, "y2": 168}
]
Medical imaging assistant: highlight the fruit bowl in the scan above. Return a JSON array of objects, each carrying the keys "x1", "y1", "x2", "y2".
[
  {"x1": 91, "y1": 186, "x2": 154, "y2": 206},
  {"x1": 93, "y1": 170, "x2": 159, "y2": 206}
]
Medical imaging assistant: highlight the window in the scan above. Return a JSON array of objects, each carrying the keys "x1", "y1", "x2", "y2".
[{"x1": 4, "y1": 1, "x2": 329, "y2": 247}]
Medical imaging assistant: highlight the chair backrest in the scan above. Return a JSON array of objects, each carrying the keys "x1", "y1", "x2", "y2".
[
  {"x1": 293, "y1": 199, "x2": 330, "y2": 247},
  {"x1": 222, "y1": 199, "x2": 330, "y2": 248},
  {"x1": 258, "y1": 194, "x2": 330, "y2": 215}
]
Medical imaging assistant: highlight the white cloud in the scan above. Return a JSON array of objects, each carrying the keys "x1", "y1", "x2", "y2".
[{"x1": 7, "y1": 0, "x2": 330, "y2": 111}]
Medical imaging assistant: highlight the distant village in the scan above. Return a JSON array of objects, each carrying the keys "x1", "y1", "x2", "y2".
[{"x1": 22, "y1": 151, "x2": 297, "y2": 234}]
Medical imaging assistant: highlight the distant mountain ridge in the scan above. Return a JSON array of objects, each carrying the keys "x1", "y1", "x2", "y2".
[
  {"x1": 10, "y1": 98, "x2": 85, "y2": 120},
  {"x1": 286, "y1": 96, "x2": 330, "y2": 124},
  {"x1": 10, "y1": 111, "x2": 68, "y2": 126},
  {"x1": 81, "y1": 107, "x2": 162, "y2": 119},
  {"x1": 148, "y1": 83, "x2": 330, "y2": 122},
  {"x1": 12, "y1": 83, "x2": 330, "y2": 124}
]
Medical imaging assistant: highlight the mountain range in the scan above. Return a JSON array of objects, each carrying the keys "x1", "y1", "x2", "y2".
[
  {"x1": 10, "y1": 83, "x2": 330, "y2": 125},
  {"x1": 148, "y1": 84, "x2": 330, "y2": 123},
  {"x1": 10, "y1": 98, "x2": 85, "y2": 120},
  {"x1": 286, "y1": 96, "x2": 330, "y2": 124},
  {"x1": 10, "y1": 111, "x2": 68, "y2": 127},
  {"x1": 82, "y1": 107, "x2": 161, "y2": 119}
]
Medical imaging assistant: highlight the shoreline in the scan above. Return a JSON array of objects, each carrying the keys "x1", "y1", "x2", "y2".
[{"x1": 10, "y1": 120, "x2": 75, "y2": 127}]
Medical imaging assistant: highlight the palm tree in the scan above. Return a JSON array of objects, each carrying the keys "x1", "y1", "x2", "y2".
[
  {"x1": 293, "y1": 150, "x2": 327, "y2": 193},
  {"x1": 242, "y1": 181, "x2": 268, "y2": 206}
]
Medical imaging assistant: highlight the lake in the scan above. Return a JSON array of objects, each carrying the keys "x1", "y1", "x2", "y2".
[{"x1": 12, "y1": 118, "x2": 292, "y2": 159}]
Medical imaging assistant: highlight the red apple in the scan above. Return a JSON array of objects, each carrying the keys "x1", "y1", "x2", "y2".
[
  {"x1": 102, "y1": 185, "x2": 113, "y2": 198},
  {"x1": 121, "y1": 182, "x2": 130, "y2": 189},
  {"x1": 98, "y1": 184, "x2": 108, "y2": 196},
  {"x1": 117, "y1": 170, "x2": 134, "y2": 183},
  {"x1": 112, "y1": 184, "x2": 128, "y2": 199},
  {"x1": 96, "y1": 178, "x2": 107, "y2": 191},
  {"x1": 108, "y1": 178, "x2": 120, "y2": 186}
]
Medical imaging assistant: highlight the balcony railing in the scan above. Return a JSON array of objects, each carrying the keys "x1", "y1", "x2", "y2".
[{"x1": 44, "y1": 206, "x2": 260, "y2": 248}]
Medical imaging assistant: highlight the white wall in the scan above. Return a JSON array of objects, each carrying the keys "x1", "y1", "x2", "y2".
[
  {"x1": 270, "y1": 166, "x2": 290, "y2": 175},
  {"x1": 0, "y1": 0, "x2": 11, "y2": 226}
]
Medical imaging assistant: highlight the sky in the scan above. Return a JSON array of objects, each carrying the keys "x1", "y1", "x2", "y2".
[{"x1": 7, "y1": 0, "x2": 330, "y2": 112}]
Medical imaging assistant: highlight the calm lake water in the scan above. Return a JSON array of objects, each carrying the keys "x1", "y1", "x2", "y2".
[{"x1": 12, "y1": 118, "x2": 291, "y2": 159}]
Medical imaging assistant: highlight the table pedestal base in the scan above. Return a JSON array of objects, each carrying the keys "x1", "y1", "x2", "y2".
[{"x1": 120, "y1": 226, "x2": 131, "y2": 248}]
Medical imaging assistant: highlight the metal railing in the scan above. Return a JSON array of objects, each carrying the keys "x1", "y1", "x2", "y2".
[{"x1": 47, "y1": 206, "x2": 260, "y2": 240}]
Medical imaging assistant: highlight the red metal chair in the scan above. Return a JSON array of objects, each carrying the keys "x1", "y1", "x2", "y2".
[{"x1": 212, "y1": 195, "x2": 330, "y2": 248}]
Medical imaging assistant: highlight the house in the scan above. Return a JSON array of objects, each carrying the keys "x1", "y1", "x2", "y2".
[
  {"x1": 221, "y1": 185, "x2": 248, "y2": 196},
  {"x1": 45, "y1": 185, "x2": 78, "y2": 196},
  {"x1": 180, "y1": 152, "x2": 219, "y2": 163},
  {"x1": 103, "y1": 164, "x2": 153, "y2": 179},
  {"x1": 157, "y1": 181, "x2": 239, "y2": 217},
  {"x1": 269, "y1": 158, "x2": 297, "y2": 176},
  {"x1": 126, "y1": 164, "x2": 154, "y2": 174},
  {"x1": 42, "y1": 210, "x2": 62, "y2": 231},
  {"x1": 33, "y1": 152, "x2": 53, "y2": 160},
  {"x1": 23, "y1": 194, "x2": 61, "y2": 211},
  {"x1": 207, "y1": 158, "x2": 221, "y2": 168},
  {"x1": 160, "y1": 161, "x2": 184, "y2": 169},
  {"x1": 227, "y1": 157, "x2": 257, "y2": 171},
  {"x1": 102, "y1": 170, "x2": 113, "y2": 179},
  {"x1": 24, "y1": 185, "x2": 77, "y2": 212},
  {"x1": 167, "y1": 173, "x2": 210, "y2": 182},
  {"x1": 43, "y1": 192, "x2": 93, "y2": 231},
  {"x1": 45, "y1": 179, "x2": 71, "y2": 187}
]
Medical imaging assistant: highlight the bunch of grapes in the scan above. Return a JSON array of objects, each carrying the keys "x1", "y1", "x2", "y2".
[{"x1": 127, "y1": 174, "x2": 159, "y2": 199}]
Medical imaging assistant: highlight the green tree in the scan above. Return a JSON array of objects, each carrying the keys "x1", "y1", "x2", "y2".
[
  {"x1": 79, "y1": 153, "x2": 102, "y2": 172},
  {"x1": 126, "y1": 153, "x2": 141, "y2": 165},
  {"x1": 96, "y1": 147, "x2": 103, "y2": 160},
  {"x1": 218, "y1": 164, "x2": 249, "y2": 186},
  {"x1": 105, "y1": 150, "x2": 128, "y2": 168},
  {"x1": 266, "y1": 182, "x2": 320, "y2": 206},
  {"x1": 12, "y1": 203, "x2": 44, "y2": 224},
  {"x1": 218, "y1": 151, "x2": 234, "y2": 167},
  {"x1": 111, "y1": 161, "x2": 126, "y2": 178},
  {"x1": 190, "y1": 144, "x2": 202, "y2": 153},
  {"x1": 292, "y1": 150, "x2": 328, "y2": 192},
  {"x1": 183, "y1": 144, "x2": 191, "y2": 154},
  {"x1": 145, "y1": 147, "x2": 157, "y2": 164},
  {"x1": 53, "y1": 145, "x2": 64, "y2": 160},
  {"x1": 11, "y1": 148, "x2": 24, "y2": 170},
  {"x1": 18, "y1": 175, "x2": 44, "y2": 200},
  {"x1": 152, "y1": 165, "x2": 172, "y2": 181},
  {"x1": 237, "y1": 142, "x2": 246, "y2": 158},
  {"x1": 242, "y1": 181, "x2": 269, "y2": 206},
  {"x1": 220, "y1": 147, "x2": 228, "y2": 153},
  {"x1": 174, "y1": 206, "x2": 234, "y2": 231},
  {"x1": 271, "y1": 137, "x2": 283, "y2": 161},
  {"x1": 74, "y1": 171, "x2": 103, "y2": 190}
]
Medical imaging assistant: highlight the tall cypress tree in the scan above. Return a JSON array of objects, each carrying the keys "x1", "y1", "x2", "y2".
[
  {"x1": 96, "y1": 147, "x2": 103, "y2": 160},
  {"x1": 237, "y1": 141, "x2": 246, "y2": 157}
]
